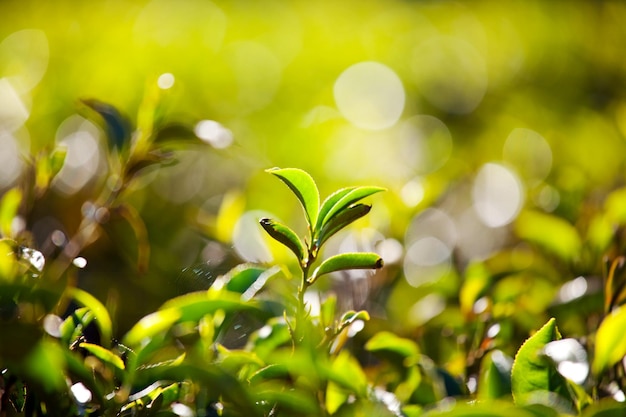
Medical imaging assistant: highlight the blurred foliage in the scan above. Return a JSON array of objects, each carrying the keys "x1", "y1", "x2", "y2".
[{"x1": 4, "y1": 0, "x2": 626, "y2": 416}]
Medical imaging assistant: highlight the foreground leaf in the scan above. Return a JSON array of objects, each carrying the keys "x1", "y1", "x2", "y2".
[{"x1": 511, "y1": 318, "x2": 573, "y2": 407}]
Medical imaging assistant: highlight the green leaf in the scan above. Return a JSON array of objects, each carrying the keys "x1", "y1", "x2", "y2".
[
  {"x1": 25, "y1": 340, "x2": 67, "y2": 392},
  {"x1": 266, "y1": 167, "x2": 320, "y2": 230},
  {"x1": 259, "y1": 218, "x2": 307, "y2": 263},
  {"x1": 326, "y1": 350, "x2": 368, "y2": 413},
  {"x1": 309, "y1": 252, "x2": 383, "y2": 284},
  {"x1": 59, "y1": 307, "x2": 95, "y2": 347},
  {"x1": 593, "y1": 306, "x2": 626, "y2": 375},
  {"x1": 459, "y1": 261, "x2": 491, "y2": 318},
  {"x1": 515, "y1": 211, "x2": 582, "y2": 261},
  {"x1": 316, "y1": 187, "x2": 357, "y2": 233},
  {"x1": 511, "y1": 318, "x2": 573, "y2": 406},
  {"x1": 580, "y1": 399, "x2": 626, "y2": 417},
  {"x1": 315, "y1": 203, "x2": 371, "y2": 249},
  {"x1": 159, "y1": 291, "x2": 260, "y2": 323},
  {"x1": 421, "y1": 401, "x2": 550, "y2": 417},
  {"x1": 478, "y1": 350, "x2": 513, "y2": 400},
  {"x1": 316, "y1": 186, "x2": 385, "y2": 232},
  {"x1": 365, "y1": 331, "x2": 420, "y2": 363},
  {"x1": 0, "y1": 188, "x2": 21, "y2": 238},
  {"x1": 321, "y1": 294, "x2": 337, "y2": 329},
  {"x1": 79, "y1": 342, "x2": 125, "y2": 371},
  {"x1": 68, "y1": 287, "x2": 113, "y2": 348},
  {"x1": 222, "y1": 263, "x2": 266, "y2": 293},
  {"x1": 338, "y1": 310, "x2": 370, "y2": 331},
  {"x1": 123, "y1": 308, "x2": 181, "y2": 348}
]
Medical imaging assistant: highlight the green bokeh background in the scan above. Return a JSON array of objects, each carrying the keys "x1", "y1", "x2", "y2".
[{"x1": 2, "y1": 0, "x2": 626, "y2": 353}]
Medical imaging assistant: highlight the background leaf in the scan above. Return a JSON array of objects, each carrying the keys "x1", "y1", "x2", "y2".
[{"x1": 592, "y1": 306, "x2": 626, "y2": 375}]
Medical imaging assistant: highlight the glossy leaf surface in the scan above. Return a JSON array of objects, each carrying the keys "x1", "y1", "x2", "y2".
[
  {"x1": 309, "y1": 252, "x2": 383, "y2": 283},
  {"x1": 266, "y1": 167, "x2": 320, "y2": 229}
]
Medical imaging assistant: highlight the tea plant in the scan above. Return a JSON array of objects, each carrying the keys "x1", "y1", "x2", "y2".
[{"x1": 5, "y1": 96, "x2": 626, "y2": 417}]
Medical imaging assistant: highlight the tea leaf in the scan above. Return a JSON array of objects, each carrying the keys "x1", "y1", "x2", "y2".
[
  {"x1": 266, "y1": 167, "x2": 320, "y2": 230},
  {"x1": 515, "y1": 211, "x2": 581, "y2": 261},
  {"x1": 123, "y1": 308, "x2": 181, "y2": 348},
  {"x1": 0, "y1": 188, "x2": 21, "y2": 238},
  {"x1": 308, "y1": 252, "x2": 383, "y2": 284},
  {"x1": 68, "y1": 287, "x2": 113, "y2": 348},
  {"x1": 315, "y1": 203, "x2": 371, "y2": 249},
  {"x1": 593, "y1": 306, "x2": 626, "y2": 375},
  {"x1": 316, "y1": 186, "x2": 385, "y2": 232},
  {"x1": 511, "y1": 318, "x2": 573, "y2": 406},
  {"x1": 259, "y1": 218, "x2": 306, "y2": 263},
  {"x1": 79, "y1": 342, "x2": 125, "y2": 371}
]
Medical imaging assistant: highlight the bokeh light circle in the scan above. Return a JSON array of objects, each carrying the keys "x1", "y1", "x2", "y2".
[
  {"x1": 472, "y1": 163, "x2": 524, "y2": 228},
  {"x1": 334, "y1": 61, "x2": 405, "y2": 130},
  {"x1": 503, "y1": 128, "x2": 552, "y2": 184}
]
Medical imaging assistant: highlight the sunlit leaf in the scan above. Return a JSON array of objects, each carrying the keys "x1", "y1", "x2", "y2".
[
  {"x1": 511, "y1": 318, "x2": 573, "y2": 406},
  {"x1": 0, "y1": 188, "x2": 21, "y2": 238},
  {"x1": 316, "y1": 186, "x2": 385, "y2": 233},
  {"x1": 315, "y1": 203, "x2": 371, "y2": 249},
  {"x1": 592, "y1": 306, "x2": 626, "y2": 375},
  {"x1": 123, "y1": 308, "x2": 181, "y2": 348},
  {"x1": 159, "y1": 290, "x2": 261, "y2": 323},
  {"x1": 309, "y1": 252, "x2": 383, "y2": 284},
  {"x1": 266, "y1": 167, "x2": 320, "y2": 230},
  {"x1": 316, "y1": 187, "x2": 357, "y2": 233},
  {"x1": 259, "y1": 218, "x2": 307, "y2": 263},
  {"x1": 0, "y1": 238, "x2": 18, "y2": 281},
  {"x1": 460, "y1": 261, "x2": 492, "y2": 318},
  {"x1": 338, "y1": 310, "x2": 370, "y2": 331},
  {"x1": 515, "y1": 211, "x2": 582, "y2": 261},
  {"x1": 79, "y1": 342, "x2": 125, "y2": 371},
  {"x1": 59, "y1": 307, "x2": 95, "y2": 347},
  {"x1": 68, "y1": 287, "x2": 113, "y2": 348}
]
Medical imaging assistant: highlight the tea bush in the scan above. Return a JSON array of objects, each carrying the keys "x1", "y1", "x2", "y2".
[{"x1": 2, "y1": 97, "x2": 626, "y2": 417}]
